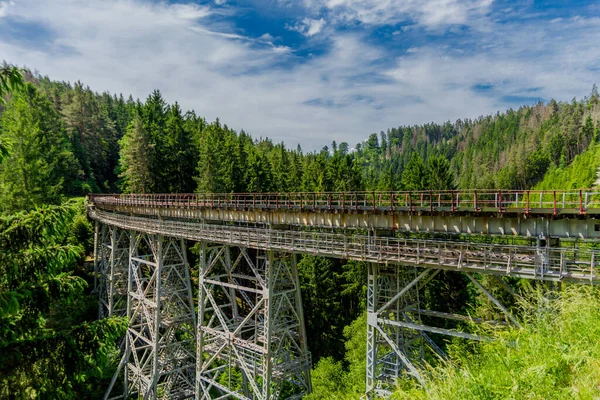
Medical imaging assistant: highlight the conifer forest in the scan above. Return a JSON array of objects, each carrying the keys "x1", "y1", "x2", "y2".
[{"x1": 1, "y1": 62, "x2": 600, "y2": 400}]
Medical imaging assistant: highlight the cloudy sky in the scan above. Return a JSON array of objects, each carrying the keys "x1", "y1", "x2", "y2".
[{"x1": 0, "y1": 0, "x2": 599, "y2": 149}]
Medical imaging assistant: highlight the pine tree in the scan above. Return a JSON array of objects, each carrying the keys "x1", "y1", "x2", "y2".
[
  {"x1": 0, "y1": 85, "x2": 80, "y2": 212},
  {"x1": 164, "y1": 102, "x2": 196, "y2": 193},
  {"x1": 61, "y1": 82, "x2": 119, "y2": 192},
  {"x1": 118, "y1": 114, "x2": 151, "y2": 193},
  {"x1": 244, "y1": 144, "x2": 272, "y2": 193},
  {"x1": 427, "y1": 155, "x2": 454, "y2": 190},
  {"x1": 143, "y1": 90, "x2": 168, "y2": 192},
  {"x1": 401, "y1": 153, "x2": 429, "y2": 191}
]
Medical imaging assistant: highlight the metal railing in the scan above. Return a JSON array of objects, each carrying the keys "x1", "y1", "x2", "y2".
[
  {"x1": 89, "y1": 189, "x2": 600, "y2": 215},
  {"x1": 89, "y1": 209, "x2": 600, "y2": 284}
]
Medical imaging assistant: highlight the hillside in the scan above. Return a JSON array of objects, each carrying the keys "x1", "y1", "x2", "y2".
[
  {"x1": 1, "y1": 66, "x2": 600, "y2": 399},
  {"x1": 1, "y1": 69, "x2": 598, "y2": 214}
]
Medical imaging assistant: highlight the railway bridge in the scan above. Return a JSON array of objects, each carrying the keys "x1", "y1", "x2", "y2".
[{"x1": 88, "y1": 189, "x2": 600, "y2": 399}]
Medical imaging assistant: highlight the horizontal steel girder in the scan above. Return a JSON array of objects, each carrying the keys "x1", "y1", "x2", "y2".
[
  {"x1": 90, "y1": 191, "x2": 600, "y2": 239},
  {"x1": 90, "y1": 209, "x2": 600, "y2": 284}
]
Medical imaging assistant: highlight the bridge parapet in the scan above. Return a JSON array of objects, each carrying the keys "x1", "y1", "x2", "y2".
[
  {"x1": 90, "y1": 190, "x2": 600, "y2": 239},
  {"x1": 90, "y1": 189, "x2": 600, "y2": 215}
]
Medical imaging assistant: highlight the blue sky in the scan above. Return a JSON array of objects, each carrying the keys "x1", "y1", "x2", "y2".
[{"x1": 0, "y1": 0, "x2": 599, "y2": 149}]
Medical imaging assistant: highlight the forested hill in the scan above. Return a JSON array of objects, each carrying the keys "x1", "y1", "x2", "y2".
[
  {"x1": 1, "y1": 70, "x2": 599, "y2": 213},
  {"x1": 2, "y1": 67, "x2": 600, "y2": 399}
]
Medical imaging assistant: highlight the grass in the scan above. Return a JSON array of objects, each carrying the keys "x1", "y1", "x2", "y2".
[{"x1": 393, "y1": 286, "x2": 600, "y2": 400}]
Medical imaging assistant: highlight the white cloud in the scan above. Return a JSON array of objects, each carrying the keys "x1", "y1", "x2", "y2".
[
  {"x1": 289, "y1": 17, "x2": 326, "y2": 36},
  {"x1": 171, "y1": 4, "x2": 211, "y2": 20},
  {"x1": 306, "y1": 18, "x2": 326, "y2": 36},
  {"x1": 259, "y1": 33, "x2": 274, "y2": 42},
  {"x1": 305, "y1": 0, "x2": 493, "y2": 29},
  {"x1": 0, "y1": 0, "x2": 598, "y2": 151},
  {"x1": 0, "y1": 0, "x2": 14, "y2": 18}
]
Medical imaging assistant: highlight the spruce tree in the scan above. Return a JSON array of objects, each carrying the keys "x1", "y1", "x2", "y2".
[
  {"x1": 0, "y1": 85, "x2": 80, "y2": 211},
  {"x1": 118, "y1": 114, "x2": 151, "y2": 193}
]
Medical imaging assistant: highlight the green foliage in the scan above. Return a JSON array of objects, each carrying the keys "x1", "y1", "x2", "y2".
[
  {"x1": 0, "y1": 200, "x2": 126, "y2": 398},
  {"x1": 401, "y1": 153, "x2": 454, "y2": 190},
  {"x1": 0, "y1": 64, "x2": 25, "y2": 104},
  {"x1": 427, "y1": 155, "x2": 454, "y2": 190},
  {"x1": 299, "y1": 256, "x2": 345, "y2": 360},
  {"x1": 0, "y1": 65, "x2": 25, "y2": 162},
  {"x1": 0, "y1": 85, "x2": 81, "y2": 212},
  {"x1": 61, "y1": 82, "x2": 120, "y2": 192},
  {"x1": 308, "y1": 357, "x2": 345, "y2": 398},
  {"x1": 307, "y1": 313, "x2": 367, "y2": 400},
  {"x1": 119, "y1": 114, "x2": 152, "y2": 193},
  {"x1": 534, "y1": 143, "x2": 600, "y2": 190},
  {"x1": 402, "y1": 153, "x2": 429, "y2": 190},
  {"x1": 297, "y1": 256, "x2": 367, "y2": 363},
  {"x1": 1, "y1": 69, "x2": 600, "y2": 399},
  {"x1": 5, "y1": 69, "x2": 598, "y2": 199},
  {"x1": 394, "y1": 287, "x2": 600, "y2": 399}
]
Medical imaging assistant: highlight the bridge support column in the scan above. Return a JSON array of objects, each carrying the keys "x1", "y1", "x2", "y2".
[
  {"x1": 366, "y1": 263, "x2": 426, "y2": 397},
  {"x1": 105, "y1": 233, "x2": 196, "y2": 400},
  {"x1": 365, "y1": 265, "x2": 524, "y2": 397},
  {"x1": 97, "y1": 224, "x2": 129, "y2": 319},
  {"x1": 196, "y1": 245, "x2": 311, "y2": 400}
]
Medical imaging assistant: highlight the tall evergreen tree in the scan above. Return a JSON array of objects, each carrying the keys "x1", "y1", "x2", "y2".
[
  {"x1": 427, "y1": 155, "x2": 454, "y2": 190},
  {"x1": 143, "y1": 90, "x2": 168, "y2": 192},
  {"x1": 118, "y1": 115, "x2": 152, "y2": 193},
  {"x1": 0, "y1": 85, "x2": 80, "y2": 212},
  {"x1": 164, "y1": 102, "x2": 196, "y2": 193},
  {"x1": 61, "y1": 82, "x2": 119, "y2": 192},
  {"x1": 402, "y1": 153, "x2": 429, "y2": 191}
]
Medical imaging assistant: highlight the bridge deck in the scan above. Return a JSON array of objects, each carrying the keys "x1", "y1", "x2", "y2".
[{"x1": 89, "y1": 209, "x2": 600, "y2": 284}]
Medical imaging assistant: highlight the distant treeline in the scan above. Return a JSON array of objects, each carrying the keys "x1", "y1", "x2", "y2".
[{"x1": 0, "y1": 70, "x2": 599, "y2": 213}]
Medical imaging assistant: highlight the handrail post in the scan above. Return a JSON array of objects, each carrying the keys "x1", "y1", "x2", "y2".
[
  {"x1": 474, "y1": 191, "x2": 478, "y2": 212},
  {"x1": 390, "y1": 192, "x2": 394, "y2": 212},
  {"x1": 429, "y1": 191, "x2": 433, "y2": 212},
  {"x1": 373, "y1": 191, "x2": 376, "y2": 211},
  {"x1": 498, "y1": 191, "x2": 503, "y2": 212},
  {"x1": 580, "y1": 189, "x2": 584, "y2": 214},
  {"x1": 553, "y1": 191, "x2": 557, "y2": 215},
  {"x1": 526, "y1": 190, "x2": 530, "y2": 214},
  {"x1": 451, "y1": 190, "x2": 455, "y2": 213}
]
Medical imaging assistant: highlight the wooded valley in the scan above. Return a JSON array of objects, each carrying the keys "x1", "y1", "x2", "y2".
[{"x1": 1, "y1": 65, "x2": 600, "y2": 399}]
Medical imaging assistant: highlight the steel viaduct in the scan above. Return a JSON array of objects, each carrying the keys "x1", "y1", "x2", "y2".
[{"x1": 88, "y1": 190, "x2": 600, "y2": 399}]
